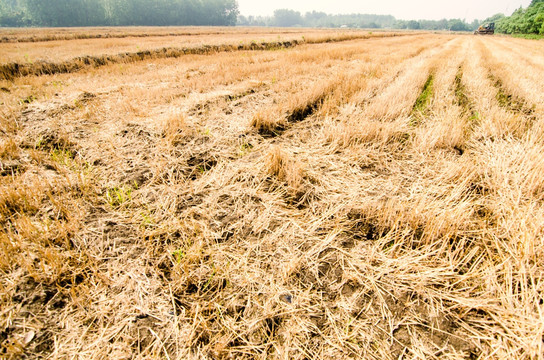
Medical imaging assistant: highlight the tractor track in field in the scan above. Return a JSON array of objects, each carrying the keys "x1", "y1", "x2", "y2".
[
  {"x1": 477, "y1": 41, "x2": 538, "y2": 120},
  {"x1": 251, "y1": 37, "x2": 455, "y2": 139},
  {"x1": 485, "y1": 37, "x2": 544, "y2": 71}
]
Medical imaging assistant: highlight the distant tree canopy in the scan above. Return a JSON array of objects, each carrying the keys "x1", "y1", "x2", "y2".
[
  {"x1": 273, "y1": 9, "x2": 303, "y2": 27},
  {"x1": 495, "y1": 0, "x2": 544, "y2": 34},
  {"x1": 482, "y1": 13, "x2": 506, "y2": 24},
  {"x1": 0, "y1": 0, "x2": 28, "y2": 26},
  {"x1": 238, "y1": 11, "x2": 396, "y2": 29},
  {"x1": 303, "y1": 12, "x2": 395, "y2": 28},
  {"x1": 394, "y1": 18, "x2": 478, "y2": 31},
  {"x1": 238, "y1": 11, "x2": 477, "y2": 32},
  {"x1": 0, "y1": 0, "x2": 239, "y2": 26},
  {"x1": 2, "y1": 1, "x2": 513, "y2": 32}
]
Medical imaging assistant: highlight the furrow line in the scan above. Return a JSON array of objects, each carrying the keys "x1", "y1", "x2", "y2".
[{"x1": 0, "y1": 33, "x2": 408, "y2": 81}]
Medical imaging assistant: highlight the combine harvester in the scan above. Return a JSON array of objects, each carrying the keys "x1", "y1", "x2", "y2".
[{"x1": 474, "y1": 22, "x2": 495, "y2": 35}]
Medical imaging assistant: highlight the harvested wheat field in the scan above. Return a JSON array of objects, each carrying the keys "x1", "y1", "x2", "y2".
[{"x1": 0, "y1": 28, "x2": 543, "y2": 359}]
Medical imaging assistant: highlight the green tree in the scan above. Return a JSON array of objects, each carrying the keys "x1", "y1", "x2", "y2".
[
  {"x1": 535, "y1": 13, "x2": 544, "y2": 33},
  {"x1": 483, "y1": 13, "x2": 505, "y2": 23},
  {"x1": 449, "y1": 19, "x2": 469, "y2": 31},
  {"x1": 9, "y1": 0, "x2": 239, "y2": 27},
  {"x1": 273, "y1": 9, "x2": 302, "y2": 27},
  {"x1": 202, "y1": 0, "x2": 238, "y2": 26},
  {"x1": 406, "y1": 20, "x2": 420, "y2": 29},
  {"x1": 0, "y1": 0, "x2": 28, "y2": 26},
  {"x1": 24, "y1": 0, "x2": 106, "y2": 26},
  {"x1": 304, "y1": 11, "x2": 326, "y2": 22},
  {"x1": 496, "y1": 1, "x2": 544, "y2": 34}
]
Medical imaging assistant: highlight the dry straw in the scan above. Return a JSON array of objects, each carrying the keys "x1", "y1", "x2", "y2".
[{"x1": 0, "y1": 28, "x2": 543, "y2": 359}]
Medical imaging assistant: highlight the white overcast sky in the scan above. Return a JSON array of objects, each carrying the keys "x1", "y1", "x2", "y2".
[{"x1": 238, "y1": 0, "x2": 532, "y2": 21}]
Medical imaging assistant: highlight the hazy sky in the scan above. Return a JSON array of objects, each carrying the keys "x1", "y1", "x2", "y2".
[{"x1": 238, "y1": 0, "x2": 532, "y2": 21}]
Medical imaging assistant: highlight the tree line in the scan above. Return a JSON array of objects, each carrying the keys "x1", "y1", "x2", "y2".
[
  {"x1": 490, "y1": 0, "x2": 544, "y2": 35},
  {"x1": 2, "y1": 0, "x2": 542, "y2": 34},
  {"x1": 238, "y1": 9, "x2": 480, "y2": 32},
  {"x1": 241, "y1": 10, "x2": 396, "y2": 29},
  {"x1": 0, "y1": 0, "x2": 239, "y2": 27}
]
